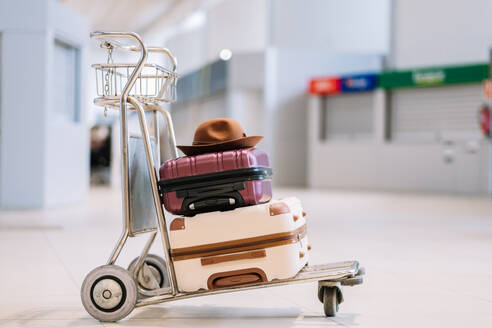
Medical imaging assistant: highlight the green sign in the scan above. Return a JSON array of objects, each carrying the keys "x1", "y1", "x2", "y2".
[{"x1": 379, "y1": 63, "x2": 489, "y2": 89}]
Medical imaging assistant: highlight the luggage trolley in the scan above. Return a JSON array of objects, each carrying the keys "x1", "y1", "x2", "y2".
[{"x1": 81, "y1": 31, "x2": 365, "y2": 322}]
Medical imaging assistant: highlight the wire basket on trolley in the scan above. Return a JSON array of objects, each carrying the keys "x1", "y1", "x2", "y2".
[{"x1": 93, "y1": 62, "x2": 178, "y2": 104}]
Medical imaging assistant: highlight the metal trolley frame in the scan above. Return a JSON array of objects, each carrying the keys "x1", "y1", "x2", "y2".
[{"x1": 81, "y1": 31, "x2": 365, "y2": 322}]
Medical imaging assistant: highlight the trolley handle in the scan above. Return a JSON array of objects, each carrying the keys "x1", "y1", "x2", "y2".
[
  {"x1": 90, "y1": 31, "x2": 148, "y2": 101},
  {"x1": 113, "y1": 45, "x2": 178, "y2": 73},
  {"x1": 147, "y1": 47, "x2": 177, "y2": 72},
  {"x1": 91, "y1": 33, "x2": 177, "y2": 72},
  {"x1": 135, "y1": 46, "x2": 177, "y2": 73},
  {"x1": 90, "y1": 31, "x2": 147, "y2": 54}
]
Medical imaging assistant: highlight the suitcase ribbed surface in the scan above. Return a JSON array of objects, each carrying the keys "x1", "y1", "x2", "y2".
[{"x1": 160, "y1": 148, "x2": 270, "y2": 180}]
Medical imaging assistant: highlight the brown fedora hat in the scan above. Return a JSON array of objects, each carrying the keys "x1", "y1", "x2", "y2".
[{"x1": 177, "y1": 118, "x2": 263, "y2": 156}]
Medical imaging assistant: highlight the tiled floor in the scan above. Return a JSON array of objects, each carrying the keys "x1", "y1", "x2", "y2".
[{"x1": 1, "y1": 187, "x2": 492, "y2": 327}]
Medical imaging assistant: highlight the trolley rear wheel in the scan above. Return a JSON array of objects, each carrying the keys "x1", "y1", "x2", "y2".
[
  {"x1": 322, "y1": 287, "x2": 339, "y2": 317},
  {"x1": 128, "y1": 254, "x2": 169, "y2": 295},
  {"x1": 81, "y1": 265, "x2": 137, "y2": 322}
]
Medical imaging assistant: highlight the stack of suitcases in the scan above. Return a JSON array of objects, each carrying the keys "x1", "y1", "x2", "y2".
[{"x1": 158, "y1": 119, "x2": 309, "y2": 292}]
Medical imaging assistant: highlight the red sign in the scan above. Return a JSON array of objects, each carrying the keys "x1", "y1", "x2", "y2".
[
  {"x1": 479, "y1": 103, "x2": 490, "y2": 137},
  {"x1": 309, "y1": 77, "x2": 341, "y2": 95}
]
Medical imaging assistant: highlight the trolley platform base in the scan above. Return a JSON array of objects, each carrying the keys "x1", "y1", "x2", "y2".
[{"x1": 136, "y1": 260, "x2": 364, "y2": 307}]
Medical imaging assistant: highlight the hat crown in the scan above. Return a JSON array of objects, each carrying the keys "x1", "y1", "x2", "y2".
[
  {"x1": 193, "y1": 118, "x2": 245, "y2": 145},
  {"x1": 177, "y1": 118, "x2": 263, "y2": 156}
]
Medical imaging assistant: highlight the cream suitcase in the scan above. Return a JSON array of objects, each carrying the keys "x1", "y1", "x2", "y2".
[{"x1": 169, "y1": 197, "x2": 309, "y2": 292}]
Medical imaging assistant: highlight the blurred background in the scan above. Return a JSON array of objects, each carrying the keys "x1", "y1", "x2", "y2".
[
  {"x1": 2, "y1": 0, "x2": 492, "y2": 207},
  {"x1": 0, "y1": 0, "x2": 492, "y2": 208},
  {"x1": 1, "y1": 0, "x2": 492, "y2": 327}
]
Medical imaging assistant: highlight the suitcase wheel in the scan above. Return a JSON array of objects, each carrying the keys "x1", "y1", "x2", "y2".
[{"x1": 322, "y1": 287, "x2": 340, "y2": 317}]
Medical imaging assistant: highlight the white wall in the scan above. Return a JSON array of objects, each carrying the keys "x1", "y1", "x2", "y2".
[
  {"x1": 391, "y1": 0, "x2": 492, "y2": 68},
  {"x1": 0, "y1": 31, "x2": 47, "y2": 208},
  {"x1": 171, "y1": 94, "x2": 229, "y2": 148},
  {"x1": 166, "y1": 53, "x2": 265, "y2": 162},
  {"x1": 45, "y1": 1, "x2": 89, "y2": 206},
  {"x1": 0, "y1": 0, "x2": 89, "y2": 208},
  {"x1": 162, "y1": 0, "x2": 390, "y2": 74},
  {"x1": 167, "y1": 51, "x2": 383, "y2": 188},
  {"x1": 265, "y1": 50, "x2": 383, "y2": 186},
  {"x1": 206, "y1": 0, "x2": 268, "y2": 61},
  {"x1": 308, "y1": 143, "x2": 489, "y2": 194},
  {"x1": 163, "y1": 0, "x2": 268, "y2": 75},
  {"x1": 270, "y1": 0, "x2": 390, "y2": 53},
  {"x1": 306, "y1": 0, "x2": 492, "y2": 194},
  {"x1": 307, "y1": 91, "x2": 490, "y2": 194},
  {"x1": 165, "y1": 27, "x2": 207, "y2": 75},
  {"x1": 157, "y1": 0, "x2": 390, "y2": 187}
]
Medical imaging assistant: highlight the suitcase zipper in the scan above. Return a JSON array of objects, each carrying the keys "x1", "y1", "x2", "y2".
[
  {"x1": 159, "y1": 167, "x2": 273, "y2": 193},
  {"x1": 171, "y1": 224, "x2": 307, "y2": 261}
]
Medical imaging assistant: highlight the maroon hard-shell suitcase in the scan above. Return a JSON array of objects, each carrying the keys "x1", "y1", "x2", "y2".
[{"x1": 158, "y1": 148, "x2": 272, "y2": 216}]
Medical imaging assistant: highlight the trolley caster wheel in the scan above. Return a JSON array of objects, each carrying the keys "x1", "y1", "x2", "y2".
[
  {"x1": 128, "y1": 254, "x2": 169, "y2": 295},
  {"x1": 81, "y1": 265, "x2": 137, "y2": 322},
  {"x1": 322, "y1": 287, "x2": 339, "y2": 317}
]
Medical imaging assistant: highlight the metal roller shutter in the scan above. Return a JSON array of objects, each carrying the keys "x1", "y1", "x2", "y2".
[
  {"x1": 322, "y1": 93, "x2": 374, "y2": 141},
  {"x1": 390, "y1": 84, "x2": 483, "y2": 142}
]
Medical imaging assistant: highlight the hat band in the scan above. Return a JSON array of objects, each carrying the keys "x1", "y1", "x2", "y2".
[
  {"x1": 192, "y1": 140, "x2": 219, "y2": 146},
  {"x1": 192, "y1": 133, "x2": 248, "y2": 146}
]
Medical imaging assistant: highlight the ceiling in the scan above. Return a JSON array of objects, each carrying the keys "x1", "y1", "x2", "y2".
[{"x1": 62, "y1": 0, "x2": 206, "y2": 34}]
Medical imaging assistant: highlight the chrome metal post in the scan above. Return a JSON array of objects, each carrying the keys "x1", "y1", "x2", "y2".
[
  {"x1": 129, "y1": 96, "x2": 178, "y2": 296},
  {"x1": 107, "y1": 230, "x2": 129, "y2": 265},
  {"x1": 91, "y1": 32, "x2": 148, "y2": 259},
  {"x1": 132, "y1": 232, "x2": 157, "y2": 280},
  {"x1": 147, "y1": 104, "x2": 178, "y2": 159},
  {"x1": 153, "y1": 110, "x2": 160, "y2": 166}
]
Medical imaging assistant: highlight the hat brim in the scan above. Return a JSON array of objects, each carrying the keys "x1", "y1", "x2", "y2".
[{"x1": 177, "y1": 136, "x2": 263, "y2": 156}]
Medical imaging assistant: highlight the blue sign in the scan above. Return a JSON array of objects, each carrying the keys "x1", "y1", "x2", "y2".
[{"x1": 340, "y1": 74, "x2": 378, "y2": 93}]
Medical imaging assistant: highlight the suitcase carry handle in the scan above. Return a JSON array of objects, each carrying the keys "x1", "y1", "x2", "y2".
[
  {"x1": 188, "y1": 196, "x2": 239, "y2": 211},
  {"x1": 207, "y1": 268, "x2": 267, "y2": 290},
  {"x1": 183, "y1": 193, "x2": 244, "y2": 216},
  {"x1": 179, "y1": 182, "x2": 246, "y2": 216}
]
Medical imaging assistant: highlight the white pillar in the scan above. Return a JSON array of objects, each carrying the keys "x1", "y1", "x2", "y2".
[
  {"x1": 307, "y1": 95, "x2": 322, "y2": 188},
  {"x1": 373, "y1": 89, "x2": 387, "y2": 143},
  {"x1": 0, "y1": 0, "x2": 89, "y2": 208}
]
